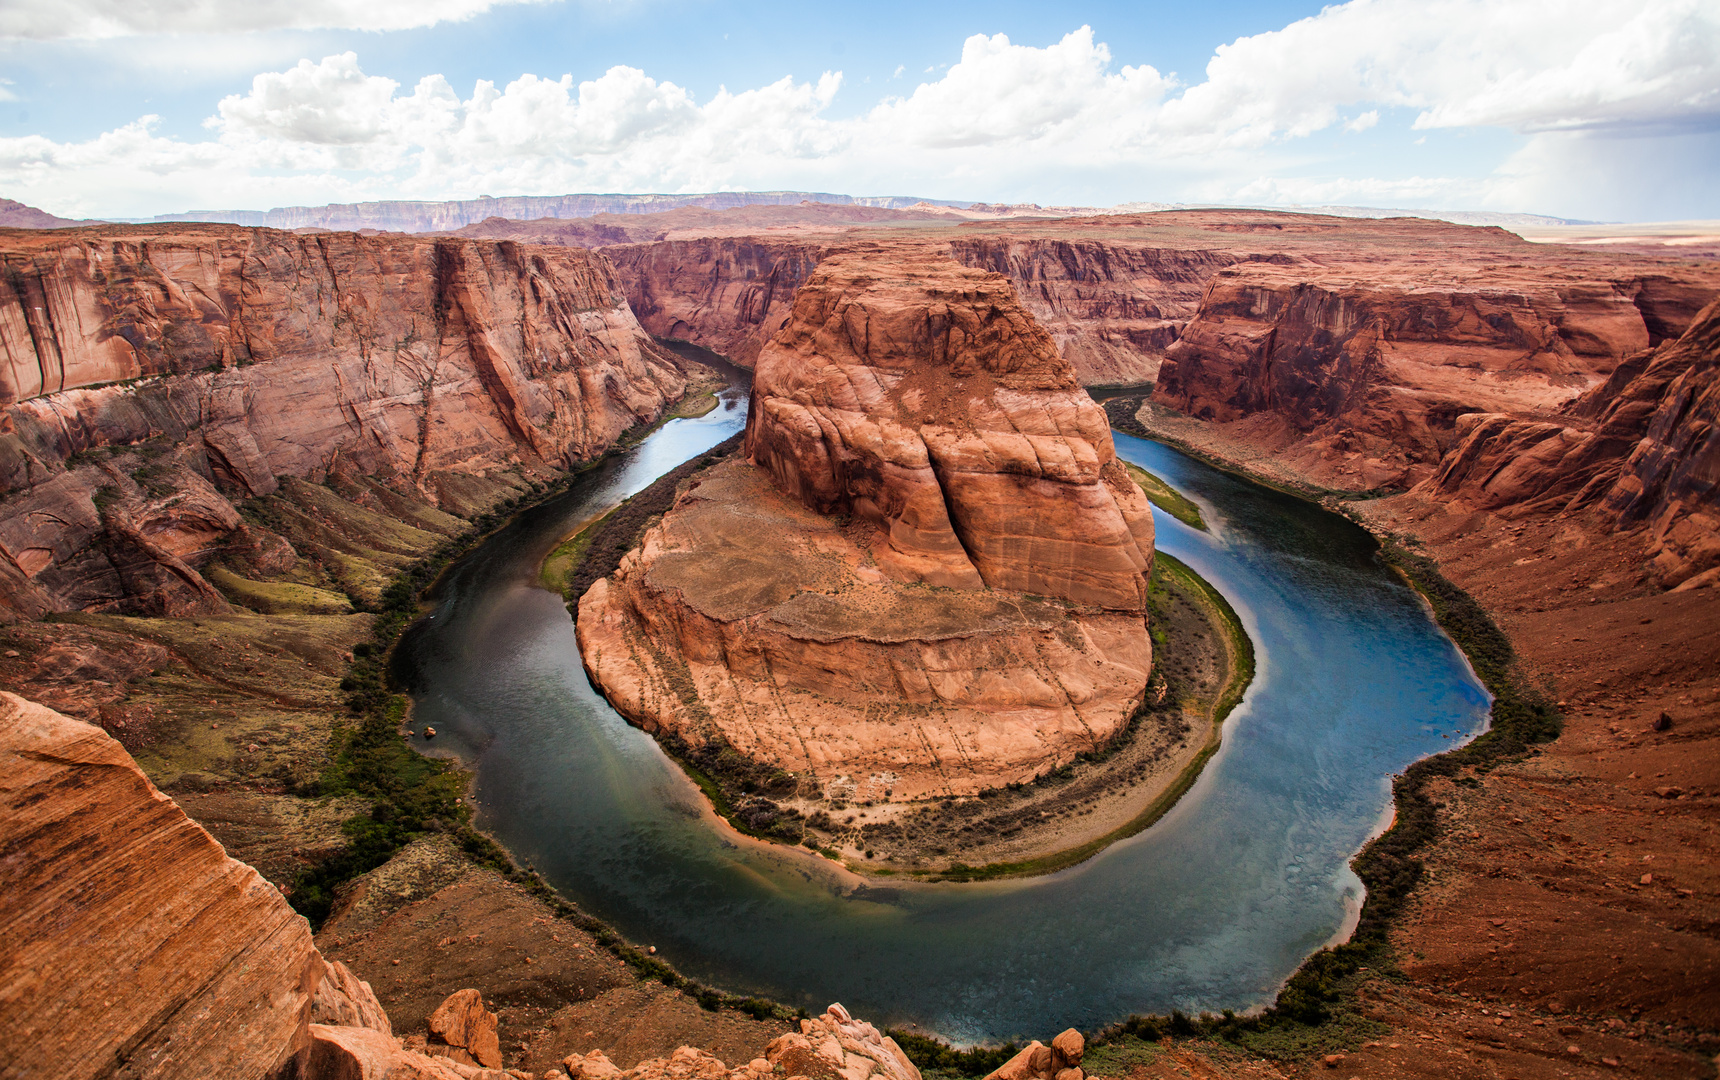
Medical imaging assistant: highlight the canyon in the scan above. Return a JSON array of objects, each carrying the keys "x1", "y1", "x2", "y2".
[
  {"x1": 1, "y1": 200, "x2": 1718, "y2": 1080},
  {"x1": 0, "y1": 224, "x2": 699, "y2": 619},
  {"x1": 578, "y1": 250, "x2": 1158, "y2": 807}
]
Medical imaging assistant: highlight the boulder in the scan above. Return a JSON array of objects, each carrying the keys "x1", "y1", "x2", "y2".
[
  {"x1": 428, "y1": 988, "x2": 503, "y2": 1068},
  {"x1": 563, "y1": 1049, "x2": 624, "y2": 1080},
  {"x1": 309, "y1": 1023, "x2": 472, "y2": 1080},
  {"x1": 982, "y1": 1030, "x2": 1084, "y2": 1080},
  {"x1": 313, "y1": 959, "x2": 393, "y2": 1036},
  {"x1": 1051, "y1": 1029, "x2": 1084, "y2": 1069}
]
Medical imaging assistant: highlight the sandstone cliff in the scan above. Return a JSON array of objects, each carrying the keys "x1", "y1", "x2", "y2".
[
  {"x1": 1151, "y1": 232, "x2": 1720, "y2": 490},
  {"x1": 0, "y1": 226, "x2": 693, "y2": 618},
  {"x1": 1426, "y1": 296, "x2": 1720, "y2": 587},
  {"x1": 605, "y1": 233, "x2": 1221, "y2": 387},
  {"x1": 948, "y1": 236, "x2": 1240, "y2": 386},
  {"x1": 606, "y1": 238, "x2": 828, "y2": 368},
  {"x1": 580, "y1": 249, "x2": 1154, "y2": 800},
  {"x1": 0, "y1": 690, "x2": 323, "y2": 1078}
]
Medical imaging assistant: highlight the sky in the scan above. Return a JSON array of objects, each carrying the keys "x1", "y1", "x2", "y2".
[{"x1": 0, "y1": 0, "x2": 1716, "y2": 222}]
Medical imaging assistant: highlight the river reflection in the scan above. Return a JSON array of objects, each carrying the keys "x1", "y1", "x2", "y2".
[{"x1": 397, "y1": 375, "x2": 1489, "y2": 1044}]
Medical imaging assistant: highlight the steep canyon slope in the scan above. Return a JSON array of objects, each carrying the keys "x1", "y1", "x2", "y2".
[
  {"x1": 579, "y1": 248, "x2": 1156, "y2": 801},
  {"x1": 588, "y1": 211, "x2": 1718, "y2": 407},
  {"x1": 0, "y1": 225, "x2": 696, "y2": 618}
]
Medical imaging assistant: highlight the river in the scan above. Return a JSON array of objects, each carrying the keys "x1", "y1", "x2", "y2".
[{"x1": 395, "y1": 375, "x2": 1490, "y2": 1044}]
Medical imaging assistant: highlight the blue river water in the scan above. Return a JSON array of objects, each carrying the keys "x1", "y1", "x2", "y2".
[{"x1": 397, "y1": 382, "x2": 1490, "y2": 1045}]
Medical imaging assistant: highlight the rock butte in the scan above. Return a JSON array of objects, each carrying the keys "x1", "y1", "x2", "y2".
[{"x1": 579, "y1": 249, "x2": 1155, "y2": 798}]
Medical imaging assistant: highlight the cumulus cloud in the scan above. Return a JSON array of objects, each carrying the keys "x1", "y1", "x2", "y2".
[
  {"x1": 3, "y1": 1, "x2": 1717, "y2": 219},
  {"x1": 0, "y1": 0, "x2": 555, "y2": 39}
]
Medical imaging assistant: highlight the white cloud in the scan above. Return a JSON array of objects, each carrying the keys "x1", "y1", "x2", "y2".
[
  {"x1": 0, "y1": 0, "x2": 557, "y2": 39},
  {"x1": 3, "y1": 2, "x2": 1717, "y2": 220}
]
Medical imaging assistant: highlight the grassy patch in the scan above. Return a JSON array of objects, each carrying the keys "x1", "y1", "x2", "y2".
[
  {"x1": 668, "y1": 393, "x2": 719, "y2": 419},
  {"x1": 1125, "y1": 462, "x2": 1207, "y2": 532},
  {"x1": 560, "y1": 434, "x2": 743, "y2": 608},
  {"x1": 206, "y1": 566, "x2": 353, "y2": 615},
  {"x1": 540, "y1": 506, "x2": 617, "y2": 596},
  {"x1": 889, "y1": 1032, "x2": 1021, "y2": 1079},
  {"x1": 1081, "y1": 1033, "x2": 1163, "y2": 1075}
]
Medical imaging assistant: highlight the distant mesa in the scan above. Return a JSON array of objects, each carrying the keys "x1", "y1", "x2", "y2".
[{"x1": 0, "y1": 198, "x2": 103, "y2": 229}]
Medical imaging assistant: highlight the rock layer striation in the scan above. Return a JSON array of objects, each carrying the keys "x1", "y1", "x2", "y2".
[
  {"x1": 0, "y1": 225, "x2": 694, "y2": 618},
  {"x1": 580, "y1": 250, "x2": 1154, "y2": 799}
]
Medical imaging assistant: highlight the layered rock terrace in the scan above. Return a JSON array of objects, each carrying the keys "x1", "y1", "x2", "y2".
[{"x1": 579, "y1": 250, "x2": 1155, "y2": 800}]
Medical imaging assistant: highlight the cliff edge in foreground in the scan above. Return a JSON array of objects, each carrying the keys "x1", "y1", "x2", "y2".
[{"x1": 578, "y1": 248, "x2": 1155, "y2": 801}]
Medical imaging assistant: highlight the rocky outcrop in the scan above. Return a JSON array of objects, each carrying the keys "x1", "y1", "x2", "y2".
[
  {"x1": 0, "y1": 225, "x2": 694, "y2": 617},
  {"x1": 948, "y1": 237, "x2": 1240, "y2": 386},
  {"x1": 313, "y1": 960, "x2": 394, "y2": 1035},
  {"x1": 558, "y1": 1005, "x2": 918, "y2": 1080},
  {"x1": 1152, "y1": 238, "x2": 1720, "y2": 490},
  {"x1": 427, "y1": 989, "x2": 503, "y2": 1068},
  {"x1": 607, "y1": 233, "x2": 1230, "y2": 386},
  {"x1": 983, "y1": 1028, "x2": 1084, "y2": 1080},
  {"x1": 606, "y1": 238, "x2": 828, "y2": 368},
  {"x1": 580, "y1": 250, "x2": 1154, "y2": 799},
  {"x1": 0, "y1": 690, "x2": 322, "y2": 1079},
  {"x1": 760, "y1": 1003, "x2": 920, "y2": 1080},
  {"x1": 0, "y1": 688, "x2": 672, "y2": 1079},
  {"x1": 744, "y1": 250, "x2": 1155, "y2": 608},
  {"x1": 1426, "y1": 296, "x2": 1720, "y2": 587}
]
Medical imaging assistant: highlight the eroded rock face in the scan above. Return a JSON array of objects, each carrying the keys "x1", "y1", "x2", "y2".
[
  {"x1": 983, "y1": 1029, "x2": 1084, "y2": 1080},
  {"x1": 1426, "y1": 296, "x2": 1720, "y2": 587},
  {"x1": 1148, "y1": 219, "x2": 1719, "y2": 491},
  {"x1": 0, "y1": 691, "x2": 322, "y2": 1079},
  {"x1": 607, "y1": 238, "x2": 827, "y2": 368},
  {"x1": 0, "y1": 225, "x2": 692, "y2": 617},
  {"x1": 580, "y1": 251, "x2": 1153, "y2": 798},
  {"x1": 948, "y1": 237, "x2": 1239, "y2": 386},
  {"x1": 606, "y1": 233, "x2": 1227, "y2": 386},
  {"x1": 763, "y1": 1003, "x2": 921, "y2": 1080},
  {"x1": 744, "y1": 250, "x2": 1155, "y2": 610}
]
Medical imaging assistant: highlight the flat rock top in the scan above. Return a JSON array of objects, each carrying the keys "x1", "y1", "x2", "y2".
[{"x1": 644, "y1": 460, "x2": 1068, "y2": 641}]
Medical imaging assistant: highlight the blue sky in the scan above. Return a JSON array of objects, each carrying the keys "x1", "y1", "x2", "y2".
[{"x1": 1, "y1": 0, "x2": 1716, "y2": 221}]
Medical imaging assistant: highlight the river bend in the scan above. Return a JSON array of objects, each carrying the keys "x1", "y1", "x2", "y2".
[{"x1": 396, "y1": 380, "x2": 1489, "y2": 1044}]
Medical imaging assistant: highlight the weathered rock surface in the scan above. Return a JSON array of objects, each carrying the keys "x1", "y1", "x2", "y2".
[
  {"x1": 0, "y1": 690, "x2": 322, "y2": 1079},
  {"x1": 1150, "y1": 216, "x2": 1720, "y2": 490},
  {"x1": 1426, "y1": 296, "x2": 1720, "y2": 587},
  {"x1": 314, "y1": 960, "x2": 394, "y2": 1036},
  {"x1": 949, "y1": 237, "x2": 1239, "y2": 386},
  {"x1": 580, "y1": 250, "x2": 1153, "y2": 798},
  {"x1": 0, "y1": 225, "x2": 694, "y2": 618},
  {"x1": 607, "y1": 238, "x2": 828, "y2": 368},
  {"x1": 983, "y1": 1028, "x2": 1084, "y2": 1080},
  {"x1": 606, "y1": 232, "x2": 1226, "y2": 386},
  {"x1": 762, "y1": 1003, "x2": 920, "y2": 1080},
  {"x1": 557, "y1": 1004, "x2": 918, "y2": 1080},
  {"x1": 428, "y1": 988, "x2": 504, "y2": 1068},
  {"x1": 744, "y1": 250, "x2": 1155, "y2": 609}
]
